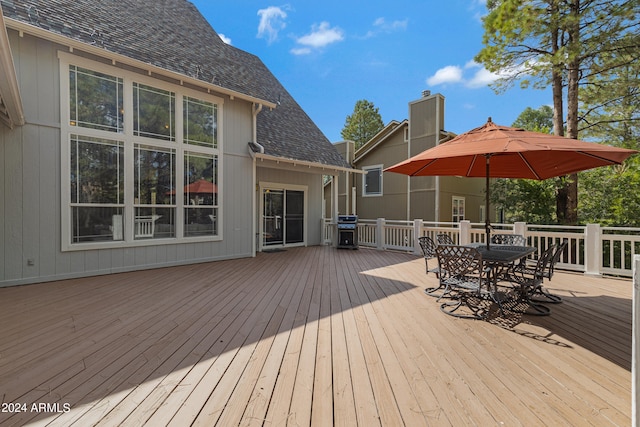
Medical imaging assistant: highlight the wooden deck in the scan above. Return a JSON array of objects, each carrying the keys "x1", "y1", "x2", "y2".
[{"x1": 0, "y1": 245, "x2": 631, "y2": 426}]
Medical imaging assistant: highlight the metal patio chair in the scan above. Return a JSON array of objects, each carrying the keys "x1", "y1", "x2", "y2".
[
  {"x1": 507, "y1": 244, "x2": 556, "y2": 315},
  {"x1": 435, "y1": 244, "x2": 494, "y2": 320},
  {"x1": 419, "y1": 236, "x2": 444, "y2": 297},
  {"x1": 490, "y1": 233, "x2": 526, "y2": 246},
  {"x1": 436, "y1": 233, "x2": 455, "y2": 245}
]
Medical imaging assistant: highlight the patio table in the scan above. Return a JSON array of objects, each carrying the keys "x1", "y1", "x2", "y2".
[
  {"x1": 465, "y1": 243, "x2": 539, "y2": 313},
  {"x1": 466, "y1": 243, "x2": 535, "y2": 266}
]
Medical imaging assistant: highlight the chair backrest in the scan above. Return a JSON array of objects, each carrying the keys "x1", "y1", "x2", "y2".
[
  {"x1": 547, "y1": 239, "x2": 568, "y2": 278},
  {"x1": 418, "y1": 236, "x2": 437, "y2": 258},
  {"x1": 436, "y1": 233, "x2": 455, "y2": 245},
  {"x1": 436, "y1": 244, "x2": 483, "y2": 283},
  {"x1": 533, "y1": 244, "x2": 557, "y2": 279},
  {"x1": 491, "y1": 233, "x2": 526, "y2": 246}
]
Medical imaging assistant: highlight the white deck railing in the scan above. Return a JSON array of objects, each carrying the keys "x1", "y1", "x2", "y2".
[{"x1": 323, "y1": 218, "x2": 640, "y2": 278}]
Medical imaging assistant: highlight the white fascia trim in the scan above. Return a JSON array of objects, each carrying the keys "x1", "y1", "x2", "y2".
[
  {"x1": 4, "y1": 18, "x2": 277, "y2": 110},
  {"x1": 0, "y1": 10, "x2": 25, "y2": 128},
  {"x1": 253, "y1": 152, "x2": 364, "y2": 175}
]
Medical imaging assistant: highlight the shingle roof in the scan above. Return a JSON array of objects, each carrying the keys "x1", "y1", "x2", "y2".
[{"x1": 0, "y1": 0, "x2": 350, "y2": 168}]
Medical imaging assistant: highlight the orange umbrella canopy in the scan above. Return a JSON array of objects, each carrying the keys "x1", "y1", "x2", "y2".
[
  {"x1": 167, "y1": 178, "x2": 217, "y2": 195},
  {"x1": 184, "y1": 178, "x2": 217, "y2": 194},
  {"x1": 386, "y1": 119, "x2": 637, "y2": 180}
]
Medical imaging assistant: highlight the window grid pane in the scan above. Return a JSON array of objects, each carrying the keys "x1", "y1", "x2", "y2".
[
  {"x1": 184, "y1": 96, "x2": 217, "y2": 148},
  {"x1": 184, "y1": 152, "x2": 218, "y2": 237},
  {"x1": 70, "y1": 135, "x2": 124, "y2": 204},
  {"x1": 69, "y1": 66, "x2": 123, "y2": 132},
  {"x1": 133, "y1": 83, "x2": 176, "y2": 141}
]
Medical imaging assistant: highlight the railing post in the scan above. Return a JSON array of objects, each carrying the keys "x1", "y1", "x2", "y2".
[
  {"x1": 514, "y1": 222, "x2": 526, "y2": 237},
  {"x1": 376, "y1": 218, "x2": 385, "y2": 251},
  {"x1": 585, "y1": 223, "x2": 602, "y2": 276},
  {"x1": 633, "y1": 255, "x2": 640, "y2": 426},
  {"x1": 459, "y1": 220, "x2": 471, "y2": 245},
  {"x1": 414, "y1": 219, "x2": 423, "y2": 255}
]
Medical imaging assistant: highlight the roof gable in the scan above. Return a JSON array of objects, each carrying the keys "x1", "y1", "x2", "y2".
[
  {"x1": 354, "y1": 120, "x2": 408, "y2": 163},
  {"x1": 1, "y1": 0, "x2": 349, "y2": 168}
]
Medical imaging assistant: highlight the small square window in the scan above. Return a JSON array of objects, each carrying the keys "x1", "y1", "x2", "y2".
[{"x1": 363, "y1": 165, "x2": 383, "y2": 196}]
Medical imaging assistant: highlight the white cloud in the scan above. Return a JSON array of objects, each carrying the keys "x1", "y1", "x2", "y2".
[
  {"x1": 290, "y1": 47, "x2": 312, "y2": 55},
  {"x1": 426, "y1": 65, "x2": 464, "y2": 86},
  {"x1": 361, "y1": 17, "x2": 408, "y2": 39},
  {"x1": 257, "y1": 6, "x2": 288, "y2": 44},
  {"x1": 466, "y1": 67, "x2": 501, "y2": 88},
  {"x1": 219, "y1": 34, "x2": 232, "y2": 45},
  {"x1": 373, "y1": 17, "x2": 408, "y2": 32},
  {"x1": 294, "y1": 21, "x2": 344, "y2": 50},
  {"x1": 426, "y1": 60, "x2": 514, "y2": 88}
]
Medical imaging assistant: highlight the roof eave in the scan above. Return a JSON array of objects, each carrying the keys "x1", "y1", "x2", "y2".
[
  {"x1": 4, "y1": 18, "x2": 277, "y2": 110},
  {"x1": 0, "y1": 8, "x2": 25, "y2": 129},
  {"x1": 253, "y1": 152, "x2": 363, "y2": 175}
]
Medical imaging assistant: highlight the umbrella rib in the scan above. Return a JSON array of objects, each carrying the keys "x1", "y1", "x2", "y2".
[
  {"x1": 467, "y1": 155, "x2": 478, "y2": 177},
  {"x1": 411, "y1": 159, "x2": 439, "y2": 176},
  {"x1": 518, "y1": 153, "x2": 542, "y2": 180},
  {"x1": 577, "y1": 150, "x2": 625, "y2": 165}
]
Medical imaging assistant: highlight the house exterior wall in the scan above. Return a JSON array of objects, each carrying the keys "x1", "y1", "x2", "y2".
[
  {"x1": 355, "y1": 127, "x2": 408, "y2": 220},
  {"x1": 0, "y1": 30, "x2": 260, "y2": 286},
  {"x1": 438, "y1": 176, "x2": 488, "y2": 223}
]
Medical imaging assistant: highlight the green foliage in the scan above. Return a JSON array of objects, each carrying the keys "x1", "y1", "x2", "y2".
[
  {"x1": 512, "y1": 105, "x2": 553, "y2": 133},
  {"x1": 491, "y1": 177, "x2": 557, "y2": 224},
  {"x1": 491, "y1": 106, "x2": 558, "y2": 224},
  {"x1": 579, "y1": 157, "x2": 640, "y2": 226},
  {"x1": 477, "y1": 0, "x2": 640, "y2": 224},
  {"x1": 341, "y1": 100, "x2": 384, "y2": 149}
]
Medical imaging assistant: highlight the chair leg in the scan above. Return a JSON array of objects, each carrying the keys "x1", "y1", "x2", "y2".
[
  {"x1": 530, "y1": 287, "x2": 563, "y2": 304},
  {"x1": 424, "y1": 284, "x2": 445, "y2": 298},
  {"x1": 440, "y1": 294, "x2": 489, "y2": 320},
  {"x1": 506, "y1": 285, "x2": 551, "y2": 316}
]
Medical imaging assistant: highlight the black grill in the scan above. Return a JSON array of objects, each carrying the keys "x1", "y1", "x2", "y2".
[{"x1": 337, "y1": 215, "x2": 358, "y2": 249}]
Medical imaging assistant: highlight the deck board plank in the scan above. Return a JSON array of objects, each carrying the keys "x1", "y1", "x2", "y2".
[{"x1": 0, "y1": 246, "x2": 631, "y2": 427}]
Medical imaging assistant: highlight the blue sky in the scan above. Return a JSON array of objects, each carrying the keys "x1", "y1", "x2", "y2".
[{"x1": 191, "y1": 0, "x2": 552, "y2": 142}]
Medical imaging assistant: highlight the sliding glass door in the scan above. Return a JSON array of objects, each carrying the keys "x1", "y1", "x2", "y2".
[{"x1": 263, "y1": 187, "x2": 304, "y2": 247}]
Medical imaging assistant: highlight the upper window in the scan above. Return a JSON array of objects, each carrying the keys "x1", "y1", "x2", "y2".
[
  {"x1": 133, "y1": 83, "x2": 175, "y2": 141},
  {"x1": 452, "y1": 197, "x2": 465, "y2": 222},
  {"x1": 60, "y1": 54, "x2": 223, "y2": 250},
  {"x1": 69, "y1": 66, "x2": 123, "y2": 133},
  {"x1": 184, "y1": 96, "x2": 218, "y2": 148},
  {"x1": 363, "y1": 165, "x2": 383, "y2": 196}
]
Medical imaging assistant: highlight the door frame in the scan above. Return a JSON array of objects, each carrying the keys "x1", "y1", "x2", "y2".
[{"x1": 258, "y1": 182, "x2": 308, "y2": 251}]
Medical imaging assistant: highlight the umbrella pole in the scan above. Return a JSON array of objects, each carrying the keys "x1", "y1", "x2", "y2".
[{"x1": 485, "y1": 155, "x2": 491, "y2": 250}]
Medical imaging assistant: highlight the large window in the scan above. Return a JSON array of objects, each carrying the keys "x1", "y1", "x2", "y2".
[
  {"x1": 61, "y1": 54, "x2": 223, "y2": 249},
  {"x1": 362, "y1": 165, "x2": 383, "y2": 196}
]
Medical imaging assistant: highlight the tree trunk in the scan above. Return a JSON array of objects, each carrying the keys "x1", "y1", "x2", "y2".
[
  {"x1": 564, "y1": 0, "x2": 581, "y2": 225},
  {"x1": 550, "y1": 10, "x2": 569, "y2": 224}
]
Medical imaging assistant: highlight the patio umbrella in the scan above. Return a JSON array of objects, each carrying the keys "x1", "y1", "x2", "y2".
[{"x1": 385, "y1": 118, "x2": 637, "y2": 248}]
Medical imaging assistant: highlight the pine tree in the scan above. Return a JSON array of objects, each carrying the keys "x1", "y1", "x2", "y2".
[{"x1": 340, "y1": 100, "x2": 384, "y2": 150}]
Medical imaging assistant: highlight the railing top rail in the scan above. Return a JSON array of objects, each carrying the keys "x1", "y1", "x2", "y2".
[
  {"x1": 526, "y1": 224, "x2": 586, "y2": 231},
  {"x1": 602, "y1": 226, "x2": 640, "y2": 233}
]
